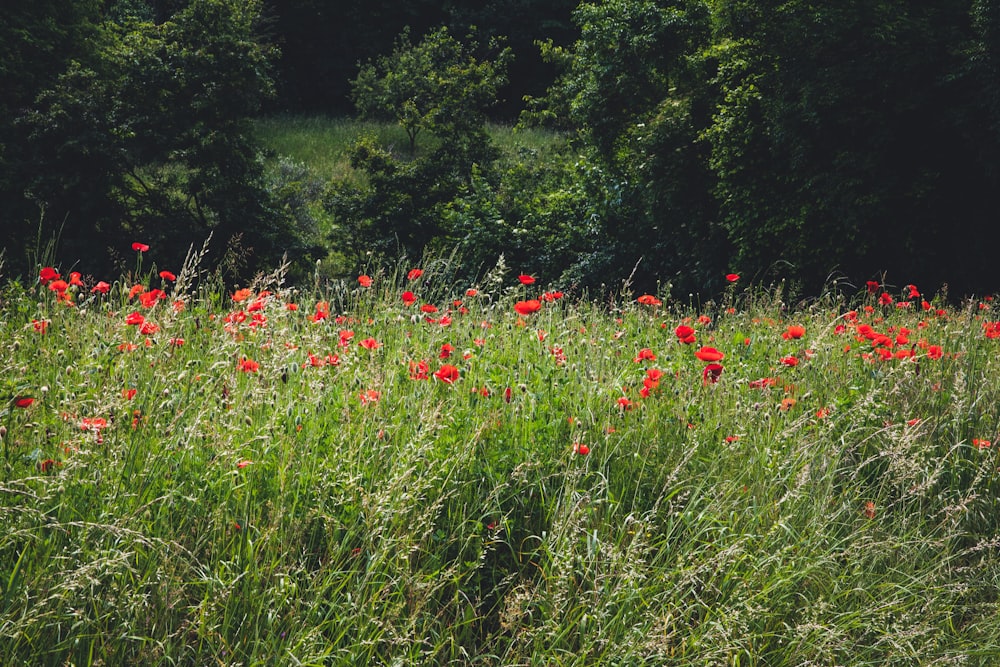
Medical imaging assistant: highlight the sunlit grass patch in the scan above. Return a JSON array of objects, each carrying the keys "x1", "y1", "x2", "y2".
[{"x1": 255, "y1": 114, "x2": 567, "y2": 181}]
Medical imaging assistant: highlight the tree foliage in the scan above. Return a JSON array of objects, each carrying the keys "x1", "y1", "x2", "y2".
[
  {"x1": 524, "y1": 0, "x2": 726, "y2": 295},
  {"x1": 352, "y1": 26, "x2": 512, "y2": 152},
  {"x1": 0, "y1": 0, "x2": 104, "y2": 267},
  {"x1": 326, "y1": 28, "x2": 510, "y2": 267},
  {"x1": 262, "y1": 0, "x2": 576, "y2": 116},
  {"x1": 1, "y1": 0, "x2": 318, "y2": 281},
  {"x1": 706, "y1": 0, "x2": 1000, "y2": 294},
  {"x1": 525, "y1": 0, "x2": 1000, "y2": 297},
  {"x1": 6, "y1": 0, "x2": 1000, "y2": 297}
]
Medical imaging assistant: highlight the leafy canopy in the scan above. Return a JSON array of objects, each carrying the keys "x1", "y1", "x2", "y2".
[
  {"x1": 351, "y1": 26, "x2": 512, "y2": 152},
  {"x1": 2, "y1": 0, "x2": 319, "y2": 282}
]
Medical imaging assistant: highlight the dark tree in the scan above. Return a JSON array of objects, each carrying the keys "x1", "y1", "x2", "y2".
[
  {"x1": 262, "y1": 0, "x2": 445, "y2": 113},
  {"x1": 0, "y1": 0, "x2": 104, "y2": 270},
  {"x1": 528, "y1": 0, "x2": 725, "y2": 295},
  {"x1": 2, "y1": 0, "x2": 319, "y2": 281},
  {"x1": 708, "y1": 0, "x2": 1000, "y2": 295},
  {"x1": 326, "y1": 27, "x2": 510, "y2": 267}
]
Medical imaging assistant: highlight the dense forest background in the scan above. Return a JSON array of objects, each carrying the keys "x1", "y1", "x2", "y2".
[{"x1": 2, "y1": 0, "x2": 999, "y2": 298}]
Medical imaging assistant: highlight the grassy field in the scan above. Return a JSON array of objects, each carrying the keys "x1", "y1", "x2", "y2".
[
  {"x1": 254, "y1": 114, "x2": 566, "y2": 181},
  {"x1": 2, "y1": 252, "x2": 1000, "y2": 665}
]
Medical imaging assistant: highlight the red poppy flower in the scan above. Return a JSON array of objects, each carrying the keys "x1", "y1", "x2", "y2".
[
  {"x1": 359, "y1": 337, "x2": 380, "y2": 350},
  {"x1": 409, "y1": 360, "x2": 430, "y2": 380},
  {"x1": 32, "y1": 319, "x2": 48, "y2": 334},
  {"x1": 359, "y1": 389, "x2": 380, "y2": 405},
  {"x1": 633, "y1": 348, "x2": 657, "y2": 363},
  {"x1": 338, "y1": 330, "x2": 354, "y2": 347},
  {"x1": 636, "y1": 294, "x2": 662, "y2": 306},
  {"x1": 514, "y1": 299, "x2": 542, "y2": 316},
  {"x1": 465, "y1": 288, "x2": 479, "y2": 297},
  {"x1": 69, "y1": 271, "x2": 83, "y2": 287},
  {"x1": 80, "y1": 417, "x2": 108, "y2": 432},
  {"x1": 420, "y1": 303, "x2": 438, "y2": 313},
  {"x1": 973, "y1": 438, "x2": 992, "y2": 449},
  {"x1": 125, "y1": 311, "x2": 145, "y2": 326},
  {"x1": 238, "y1": 357, "x2": 259, "y2": 373},
  {"x1": 782, "y1": 325, "x2": 806, "y2": 340},
  {"x1": 674, "y1": 325, "x2": 696, "y2": 344},
  {"x1": 866, "y1": 281, "x2": 880, "y2": 293},
  {"x1": 123, "y1": 388, "x2": 137, "y2": 400},
  {"x1": 139, "y1": 289, "x2": 164, "y2": 308},
  {"x1": 39, "y1": 267, "x2": 60, "y2": 285},
  {"x1": 357, "y1": 274, "x2": 372, "y2": 287},
  {"x1": 863, "y1": 501, "x2": 876, "y2": 519},
  {"x1": 14, "y1": 396, "x2": 34, "y2": 408},
  {"x1": 874, "y1": 332, "x2": 896, "y2": 348},
  {"x1": 434, "y1": 364, "x2": 460, "y2": 384},
  {"x1": 407, "y1": 268, "x2": 424, "y2": 281},
  {"x1": 694, "y1": 346, "x2": 724, "y2": 362},
  {"x1": 878, "y1": 292, "x2": 894, "y2": 306},
  {"x1": 92, "y1": 281, "x2": 111, "y2": 294},
  {"x1": 702, "y1": 363, "x2": 724, "y2": 384},
  {"x1": 518, "y1": 274, "x2": 535, "y2": 285},
  {"x1": 139, "y1": 321, "x2": 159, "y2": 335},
  {"x1": 439, "y1": 343, "x2": 454, "y2": 359},
  {"x1": 541, "y1": 291, "x2": 564, "y2": 302},
  {"x1": 780, "y1": 355, "x2": 799, "y2": 367},
  {"x1": 132, "y1": 242, "x2": 149, "y2": 252},
  {"x1": 401, "y1": 291, "x2": 417, "y2": 307},
  {"x1": 573, "y1": 443, "x2": 590, "y2": 456},
  {"x1": 644, "y1": 368, "x2": 665, "y2": 389},
  {"x1": 48, "y1": 279, "x2": 69, "y2": 293},
  {"x1": 725, "y1": 273, "x2": 740, "y2": 283},
  {"x1": 159, "y1": 270, "x2": 176, "y2": 282},
  {"x1": 229, "y1": 288, "x2": 251, "y2": 303},
  {"x1": 927, "y1": 345, "x2": 943, "y2": 359},
  {"x1": 749, "y1": 377, "x2": 778, "y2": 389}
]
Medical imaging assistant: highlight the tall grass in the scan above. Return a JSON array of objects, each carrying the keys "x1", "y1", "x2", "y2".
[{"x1": 2, "y1": 255, "x2": 1000, "y2": 665}]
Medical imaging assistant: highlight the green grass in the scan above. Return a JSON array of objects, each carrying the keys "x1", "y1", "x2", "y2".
[
  {"x1": 254, "y1": 114, "x2": 567, "y2": 181},
  {"x1": 3, "y1": 255, "x2": 1000, "y2": 665}
]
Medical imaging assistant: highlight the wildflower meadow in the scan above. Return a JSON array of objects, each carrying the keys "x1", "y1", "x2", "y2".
[{"x1": 3, "y1": 247, "x2": 1000, "y2": 665}]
